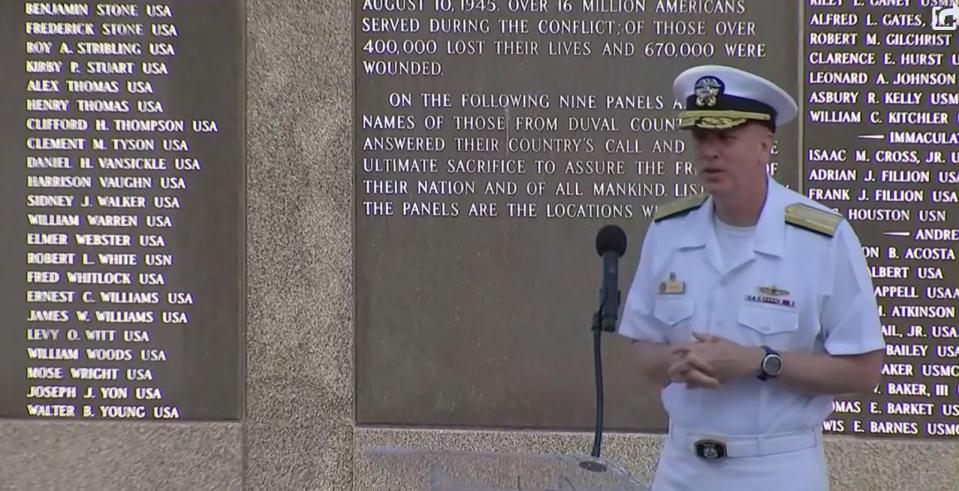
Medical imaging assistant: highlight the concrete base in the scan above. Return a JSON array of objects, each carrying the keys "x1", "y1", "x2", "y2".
[
  {"x1": 354, "y1": 428, "x2": 959, "y2": 491},
  {"x1": 0, "y1": 421, "x2": 242, "y2": 490}
]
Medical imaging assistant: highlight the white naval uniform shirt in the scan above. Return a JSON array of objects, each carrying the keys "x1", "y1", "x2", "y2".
[{"x1": 618, "y1": 176, "x2": 886, "y2": 436}]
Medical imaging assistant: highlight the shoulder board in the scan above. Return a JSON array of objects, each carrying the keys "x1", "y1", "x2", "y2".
[
  {"x1": 653, "y1": 194, "x2": 707, "y2": 222},
  {"x1": 785, "y1": 203, "x2": 842, "y2": 237}
]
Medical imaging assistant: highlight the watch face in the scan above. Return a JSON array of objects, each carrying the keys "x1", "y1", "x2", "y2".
[{"x1": 764, "y1": 355, "x2": 782, "y2": 375}]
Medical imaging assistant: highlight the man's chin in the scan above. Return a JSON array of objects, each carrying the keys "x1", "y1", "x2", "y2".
[{"x1": 700, "y1": 178, "x2": 730, "y2": 196}]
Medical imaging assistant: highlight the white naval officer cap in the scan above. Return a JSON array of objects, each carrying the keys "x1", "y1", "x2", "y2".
[{"x1": 673, "y1": 65, "x2": 797, "y2": 132}]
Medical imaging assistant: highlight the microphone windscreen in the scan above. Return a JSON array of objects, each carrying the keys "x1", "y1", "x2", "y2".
[{"x1": 595, "y1": 225, "x2": 627, "y2": 257}]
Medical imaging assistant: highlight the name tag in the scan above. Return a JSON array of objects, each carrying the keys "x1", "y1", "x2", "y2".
[{"x1": 658, "y1": 272, "x2": 685, "y2": 295}]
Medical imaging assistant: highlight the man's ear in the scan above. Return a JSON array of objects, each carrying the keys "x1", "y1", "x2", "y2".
[{"x1": 758, "y1": 126, "x2": 774, "y2": 154}]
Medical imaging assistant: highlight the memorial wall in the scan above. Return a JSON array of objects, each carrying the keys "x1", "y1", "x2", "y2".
[
  {"x1": 3, "y1": 0, "x2": 958, "y2": 448},
  {"x1": 0, "y1": 1, "x2": 244, "y2": 421},
  {"x1": 805, "y1": 0, "x2": 959, "y2": 439},
  {"x1": 355, "y1": 0, "x2": 798, "y2": 430},
  {"x1": 354, "y1": 0, "x2": 959, "y2": 439}
]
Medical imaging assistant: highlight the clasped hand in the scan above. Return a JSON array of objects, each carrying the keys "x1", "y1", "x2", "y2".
[{"x1": 667, "y1": 332, "x2": 762, "y2": 389}]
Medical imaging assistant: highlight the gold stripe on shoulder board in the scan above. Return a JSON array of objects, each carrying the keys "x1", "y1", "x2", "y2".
[
  {"x1": 654, "y1": 194, "x2": 707, "y2": 222},
  {"x1": 785, "y1": 203, "x2": 842, "y2": 237}
]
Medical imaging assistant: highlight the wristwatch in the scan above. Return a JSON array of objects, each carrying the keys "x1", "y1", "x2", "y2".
[{"x1": 758, "y1": 345, "x2": 782, "y2": 381}]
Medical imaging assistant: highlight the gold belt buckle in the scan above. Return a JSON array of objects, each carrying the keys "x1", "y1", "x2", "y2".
[{"x1": 694, "y1": 439, "x2": 727, "y2": 461}]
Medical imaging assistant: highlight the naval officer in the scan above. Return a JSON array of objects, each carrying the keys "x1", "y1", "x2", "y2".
[{"x1": 617, "y1": 65, "x2": 885, "y2": 490}]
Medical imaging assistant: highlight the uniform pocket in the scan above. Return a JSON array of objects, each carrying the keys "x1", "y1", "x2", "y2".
[
  {"x1": 653, "y1": 297, "x2": 694, "y2": 326},
  {"x1": 738, "y1": 302, "x2": 799, "y2": 335}
]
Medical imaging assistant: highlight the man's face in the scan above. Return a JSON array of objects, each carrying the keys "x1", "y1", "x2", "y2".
[{"x1": 690, "y1": 122, "x2": 773, "y2": 198}]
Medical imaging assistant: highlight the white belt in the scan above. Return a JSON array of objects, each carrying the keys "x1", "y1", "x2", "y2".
[{"x1": 668, "y1": 422, "x2": 821, "y2": 460}]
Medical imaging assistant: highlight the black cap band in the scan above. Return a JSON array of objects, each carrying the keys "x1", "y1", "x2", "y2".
[{"x1": 685, "y1": 93, "x2": 777, "y2": 131}]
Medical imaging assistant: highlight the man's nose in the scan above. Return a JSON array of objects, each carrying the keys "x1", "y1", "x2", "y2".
[{"x1": 697, "y1": 139, "x2": 720, "y2": 159}]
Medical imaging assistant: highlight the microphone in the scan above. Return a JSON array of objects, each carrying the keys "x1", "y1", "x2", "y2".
[
  {"x1": 595, "y1": 225, "x2": 627, "y2": 332},
  {"x1": 584, "y1": 224, "x2": 628, "y2": 465}
]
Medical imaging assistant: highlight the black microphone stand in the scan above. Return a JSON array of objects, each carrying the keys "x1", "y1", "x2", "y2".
[
  {"x1": 580, "y1": 288, "x2": 615, "y2": 472},
  {"x1": 583, "y1": 225, "x2": 625, "y2": 472}
]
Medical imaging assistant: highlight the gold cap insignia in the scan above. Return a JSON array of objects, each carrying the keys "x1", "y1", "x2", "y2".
[{"x1": 694, "y1": 76, "x2": 723, "y2": 108}]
